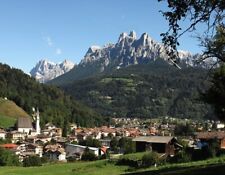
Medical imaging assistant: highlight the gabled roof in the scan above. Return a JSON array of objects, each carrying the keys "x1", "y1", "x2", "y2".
[
  {"x1": 133, "y1": 136, "x2": 175, "y2": 143},
  {"x1": 17, "y1": 117, "x2": 33, "y2": 129}
]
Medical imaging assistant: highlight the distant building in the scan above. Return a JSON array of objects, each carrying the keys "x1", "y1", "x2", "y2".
[
  {"x1": 99, "y1": 139, "x2": 111, "y2": 148},
  {"x1": 133, "y1": 136, "x2": 182, "y2": 156},
  {"x1": 0, "y1": 129, "x2": 6, "y2": 139},
  {"x1": 44, "y1": 144, "x2": 66, "y2": 162},
  {"x1": 65, "y1": 144, "x2": 105, "y2": 160},
  {"x1": 217, "y1": 123, "x2": 225, "y2": 130},
  {"x1": 7, "y1": 131, "x2": 27, "y2": 143}
]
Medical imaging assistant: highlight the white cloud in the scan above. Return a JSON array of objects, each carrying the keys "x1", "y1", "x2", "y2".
[
  {"x1": 56, "y1": 48, "x2": 62, "y2": 55},
  {"x1": 46, "y1": 37, "x2": 53, "y2": 46},
  {"x1": 43, "y1": 36, "x2": 53, "y2": 47}
]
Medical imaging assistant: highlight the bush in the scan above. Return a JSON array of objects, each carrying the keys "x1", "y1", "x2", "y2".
[
  {"x1": 142, "y1": 152, "x2": 159, "y2": 167},
  {"x1": 81, "y1": 148, "x2": 97, "y2": 161},
  {"x1": 116, "y1": 152, "x2": 145, "y2": 167},
  {"x1": 0, "y1": 147, "x2": 20, "y2": 166},
  {"x1": 23, "y1": 156, "x2": 42, "y2": 167},
  {"x1": 168, "y1": 150, "x2": 192, "y2": 163}
]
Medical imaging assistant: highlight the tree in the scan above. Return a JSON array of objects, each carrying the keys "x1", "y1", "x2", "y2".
[
  {"x1": 118, "y1": 137, "x2": 135, "y2": 154},
  {"x1": 159, "y1": 1, "x2": 225, "y2": 121},
  {"x1": 203, "y1": 65, "x2": 225, "y2": 121},
  {"x1": 174, "y1": 123, "x2": 195, "y2": 136},
  {"x1": 110, "y1": 137, "x2": 119, "y2": 152},
  {"x1": 0, "y1": 147, "x2": 20, "y2": 166},
  {"x1": 158, "y1": 0, "x2": 225, "y2": 65}
]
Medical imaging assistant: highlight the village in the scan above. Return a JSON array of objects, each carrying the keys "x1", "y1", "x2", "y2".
[{"x1": 1, "y1": 109, "x2": 225, "y2": 164}]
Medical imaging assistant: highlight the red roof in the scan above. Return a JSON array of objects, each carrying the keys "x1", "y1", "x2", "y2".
[{"x1": 0, "y1": 143, "x2": 18, "y2": 149}]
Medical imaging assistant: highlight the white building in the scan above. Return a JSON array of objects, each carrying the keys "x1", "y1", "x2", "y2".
[
  {"x1": 65, "y1": 144, "x2": 105, "y2": 160},
  {"x1": 17, "y1": 117, "x2": 33, "y2": 134},
  {"x1": 217, "y1": 123, "x2": 225, "y2": 129},
  {"x1": 0, "y1": 129, "x2": 6, "y2": 140}
]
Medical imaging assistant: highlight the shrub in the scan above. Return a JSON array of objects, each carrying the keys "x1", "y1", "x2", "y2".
[
  {"x1": 0, "y1": 147, "x2": 20, "y2": 166},
  {"x1": 168, "y1": 150, "x2": 192, "y2": 163},
  {"x1": 142, "y1": 152, "x2": 159, "y2": 167},
  {"x1": 116, "y1": 152, "x2": 145, "y2": 167},
  {"x1": 23, "y1": 156, "x2": 42, "y2": 167},
  {"x1": 81, "y1": 148, "x2": 97, "y2": 161}
]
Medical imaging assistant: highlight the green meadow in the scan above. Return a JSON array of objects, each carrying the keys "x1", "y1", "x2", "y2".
[{"x1": 0, "y1": 156, "x2": 225, "y2": 175}]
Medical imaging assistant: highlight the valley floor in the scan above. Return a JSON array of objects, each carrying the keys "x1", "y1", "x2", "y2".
[{"x1": 0, "y1": 156, "x2": 225, "y2": 175}]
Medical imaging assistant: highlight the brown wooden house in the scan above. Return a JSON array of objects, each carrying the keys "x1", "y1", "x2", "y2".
[
  {"x1": 133, "y1": 136, "x2": 182, "y2": 156},
  {"x1": 196, "y1": 131, "x2": 225, "y2": 149}
]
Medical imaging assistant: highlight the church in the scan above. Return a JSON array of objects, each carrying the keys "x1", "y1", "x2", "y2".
[{"x1": 16, "y1": 108, "x2": 41, "y2": 136}]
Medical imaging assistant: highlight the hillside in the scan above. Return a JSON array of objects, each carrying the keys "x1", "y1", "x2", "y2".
[
  {"x1": 62, "y1": 60, "x2": 214, "y2": 120},
  {"x1": 0, "y1": 63, "x2": 105, "y2": 128},
  {"x1": 0, "y1": 98, "x2": 30, "y2": 118},
  {"x1": 0, "y1": 98, "x2": 30, "y2": 128}
]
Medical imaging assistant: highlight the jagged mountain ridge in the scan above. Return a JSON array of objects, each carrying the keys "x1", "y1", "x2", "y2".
[
  {"x1": 30, "y1": 59, "x2": 75, "y2": 83},
  {"x1": 81, "y1": 31, "x2": 215, "y2": 68},
  {"x1": 49, "y1": 31, "x2": 214, "y2": 86}
]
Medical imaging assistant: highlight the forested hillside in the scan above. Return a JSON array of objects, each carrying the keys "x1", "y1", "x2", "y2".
[
  {"x1": 0, "y1": 63, "x2": 105, "y2": 128},
  {"x1": 62, "y1": 60, "x2": 214, "y2": 120}
]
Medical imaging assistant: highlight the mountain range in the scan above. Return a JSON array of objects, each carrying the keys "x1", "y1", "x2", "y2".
[
  {"x1": 46, "y1": 31, "x2": 215, "y2": 86},
  {"x1": 27, "y1": 31, "x2": 216, "y2": 120},
  {"x1": 30, "y1": 59, "x2": 75, "y2": 83}
]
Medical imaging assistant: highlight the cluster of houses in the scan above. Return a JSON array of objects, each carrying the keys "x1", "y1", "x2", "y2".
[{"x1": 1, "y1": 114, "x2": 225, "y2": 163}]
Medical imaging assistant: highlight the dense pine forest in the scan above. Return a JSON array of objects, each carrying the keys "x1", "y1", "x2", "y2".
[{"x1": 0, "y1": 63, "x2": 106, "y2": 128}]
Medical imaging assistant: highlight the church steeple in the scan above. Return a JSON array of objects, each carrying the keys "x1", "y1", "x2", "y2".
[
  {"x1": 36, "y1": 108, "x2": 41, "y2": 135},
  {"x1": 33, "y1": 107, "x2": 41, "y2": 135}
]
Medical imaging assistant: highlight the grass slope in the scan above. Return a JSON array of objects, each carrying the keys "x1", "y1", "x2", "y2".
[
  {"x1": 0, "y1": 114, "x2": 17, "y2": 128},
  {"x1": 0, "y1": 160, "x2": 128, "y2": 175},
  {"x1": 0, "y1": 156, "x2": 225, "y2": 175},
  {"x1": 0, "y1": 98, "x2": 30, "y2": 128}
]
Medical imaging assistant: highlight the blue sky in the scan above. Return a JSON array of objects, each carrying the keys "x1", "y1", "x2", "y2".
[{"x1": 0, "y1": 0, "x2": 205, "y2": 73}]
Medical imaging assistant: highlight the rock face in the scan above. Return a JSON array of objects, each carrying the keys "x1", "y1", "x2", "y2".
[
  {"x1": 30, "y1": 59, "x2": 75, "y2": 83},
  {"x1": 79, "y1": 31, "x2": 213, "y2": 72}
]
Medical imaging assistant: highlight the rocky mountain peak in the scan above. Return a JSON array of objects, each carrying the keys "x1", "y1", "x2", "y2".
[
  {"x1": 129, "y1": 30, "x2": 137, "y2": 40},
  {"x1": 79, "y1": 31, "x2": 202, "y2": 71},
  {"x1": 30, "y1": 59, "x2": 75, "y2": 83}
]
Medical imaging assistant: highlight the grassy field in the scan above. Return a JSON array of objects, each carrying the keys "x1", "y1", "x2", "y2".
[
  {"x1": 0, "y1": 114, "x2": 17, "y2": 128},
  {"x1": 0, "y1": 156, "x2": 225, "y2": 175},
  {"x1": 0, "y1": 160, "x2": 128, "y2": 175},
  {"x1": 126, "y1": 156, "x2": 225, "y2": 175},
  {"x1": 0, "y1": 98, "x2": 30, "y2": 128}
]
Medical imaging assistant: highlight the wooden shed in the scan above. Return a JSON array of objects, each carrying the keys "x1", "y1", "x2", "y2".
[{"x1": 133, "y1": 136, "x2": 181, "y2": 156}]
